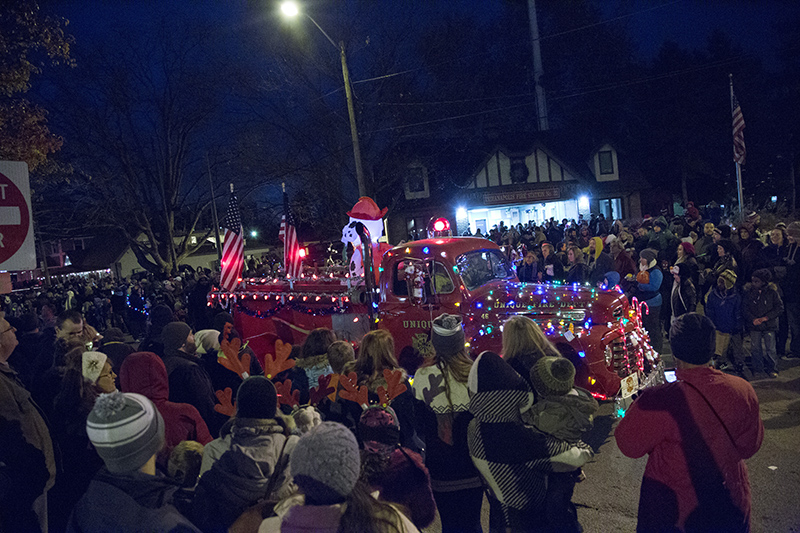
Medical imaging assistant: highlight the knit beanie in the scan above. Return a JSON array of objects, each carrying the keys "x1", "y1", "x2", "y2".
[
  {"x1": 719, "y1": 269, "x2": 737, "y2": 290},
  {"x1": 82, "y1": 351, "x2": 108, "y2": 384},
  {"x1": 431, "y1": 313, "x2": 465, "y2": 357},
  {"x1": 717, "y1": 239, "x2": 735, "y2": 256},
  {"x1": 195, "y1": 329, "x2": 221, "y2": 355},
  {"x1": 291, "y1": 422, "x2": 361, "y2": 505},
  {"x1": 530, "y1": 356, "x2": 575, "y2": 397},
  {"x1": 715, "y1": 225, "x2": 732, "y2": 239},
  {"x1": 358, "y1": 405, "x2": 401, "y2": 452},
  {"x1": 86, "y1": 391, "x2": 165, "y2": 473},
  {"x1": 639, "y1": 248, "x2": 657, "y2": 266},
  {"x1": 160, "y1": 322, "x2": 191, "y2": 355},
  {"x1": 604, "y1": 271, "x2": 621, "y2": 288},
  {"x1": 678, "y1": 241, "x2": 695, "y2": 256},
  {"x1": 669, "y1": 313, "x2": 716, "y2": 365},
  {"x1": 149, "y1": 305, "x2": 174, "y2": 333},
  {"x1": 786, "y1": 222, "x2": 800, "y2": 241},
  {"x1": 751, "y1": 268, "x2": 772, "y2": 284},
  {"x1": 236, "y1": 376, "x2": 278, "y2": 419}
]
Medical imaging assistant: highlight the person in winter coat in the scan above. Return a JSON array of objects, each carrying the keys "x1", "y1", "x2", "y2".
[
  {"x1": 675, "y1": 241, "x2": 700, "y2": 289},
  {"x1": 517, "y1": 251, "x2": 539, "y2": 283},
  {"x1": 49, "y1": 350, "x2": 116, "y2": 532},
  {"x1": 344, "y1": 330, "x2": 419, "y2": 452},
  {"x1": 193, "y1": 376, "x2": 298, "y2": 532},
  {"x1": 525, "y1": 357, "x2": 598, "y2": 532},
  {"x1": 358, "y1": 405, "x2": 436, "y2": 530},
  {"x1": 258, "y1": 422, "x2": 419, "y2": 533},
  {"x1": 616, "y1": 314, "x2": 763, "y2": 532},
  {"x1": 294, "y1": 328, "x2": 336, "y2": 401},
  {"x1": 782, "y1": 222, "x2": 800, "y2": 359},
  {"x1": 467, "y1": 351, "x2": 593, "y2": 532},
  {"x1": 565, "y1": 246, "x2": 588, "y2": 285},
  {"x1": 695, "y1": 223, "x2": 716, "y2": 266},
  {"x1": 138, "y1": 304, "x2": 175, "y2": 357},
  {"x1": 743, "y1": 269, "x2": 784, "y2": 378},
  {"x1": 413, "y1": 314, "x2": 483, "y2": 533},
  {"x1": 501, "y1": 315, "x2": 561, "y2": 399},
  {"x1": 68, "y1": 391, "x2": 200, "y2": 533},
  {"x1": 0, "y1": 311, "x2": 57, "y2": 533},
  {"x1": 737, "y1": 225, "x2": 765, "y2": 284},
  {"x1": 585, "y1": 237, "x2": 615, "y2": 286},
  {"x1": 609, "y1": 240, "x2": 636, "y2": 280},
  {"x1": 120, "y1": 352, "x2": 212, "y2": 468},
  {"x1": 203, "y1": 314, "x2": 264, "y2": 396},
  {"x1": 98, "y1": 327, "x2": 135, "y2": 379},
  {"x1": 160, "y1": 321, "x2": 226, "y2": 436},
  {"x1": 670, "y1": 263, "x2": 697, "y2": 326},
  {"x1": 538, "y1": 243, "x2": 564, "y2": 283},
  {"x1": 629, "y1": 248, "x2": 664, "y2": 353},
  {"x1": 705, "y1": 270, "x2": 746, "y2": 374},
  {"x1": 763, "y1": 228, "x2": 790, "y2": 357}
]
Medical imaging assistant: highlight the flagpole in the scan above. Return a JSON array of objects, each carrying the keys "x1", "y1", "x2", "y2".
[
  {"x1": 729, "y1": 74, "x2": 744, "y2": 213},
  {"x1": 207, "y1": 154, "x2": 222, "y2": 262}
]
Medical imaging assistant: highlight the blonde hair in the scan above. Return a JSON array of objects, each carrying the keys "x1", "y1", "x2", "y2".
[
  {"x1": 502, "y1": 316, "x2": 560, "y2": 364},
  {"x1": 354, "y1": 330, "x2": 399, "y2": 384}
]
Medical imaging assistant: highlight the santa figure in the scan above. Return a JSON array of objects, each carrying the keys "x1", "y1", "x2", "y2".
[{"x1": 341, "y1": 197, "x2": 392, "y2": 281}]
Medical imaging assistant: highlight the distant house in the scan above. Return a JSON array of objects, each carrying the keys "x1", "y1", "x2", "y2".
[{"x1": 385, "y1": 132, "x2": 651, "y2": 242}]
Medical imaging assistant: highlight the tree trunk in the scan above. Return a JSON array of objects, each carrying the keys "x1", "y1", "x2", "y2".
[{"x1": 792, "y1": 155, "x2": 797, "y2": 214}]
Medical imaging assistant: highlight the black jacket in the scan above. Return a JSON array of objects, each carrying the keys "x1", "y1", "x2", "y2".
[
  {"x1": 743, "y1": 282, "x2": 784, "y2": 331},
  {"x1": 162, "y1": 350, "x2": 226, "y2": 436}
]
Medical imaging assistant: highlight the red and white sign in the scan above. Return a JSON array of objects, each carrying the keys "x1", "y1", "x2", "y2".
[{"x1": 0, "y1": 162, "x2": 35, "y2": 271}]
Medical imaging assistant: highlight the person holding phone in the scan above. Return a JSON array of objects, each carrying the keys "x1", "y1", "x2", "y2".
[{"x1": 616, "y1": 313, "x2": 763, "y2": 532}]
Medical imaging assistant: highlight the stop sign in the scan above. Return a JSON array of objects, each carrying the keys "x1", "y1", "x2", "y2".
[
  {"x1": 0, "y1": 161, "x2": 35, "y2": 272},
  {"x1": 0, "y1": 171, "x2": 31, "y2": 264}
]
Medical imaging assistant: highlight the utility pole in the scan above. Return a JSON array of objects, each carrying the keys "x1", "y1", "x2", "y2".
[
  {"x1": 528, "y1": 0, "x2": 549, "y2": 131},
  {"x1": 340, "y1": 41, "x2": 367, "y2": 197}
]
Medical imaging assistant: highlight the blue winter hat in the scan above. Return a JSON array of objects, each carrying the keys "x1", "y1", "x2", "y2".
[{"x1": 604, "y1": 271, "x2": 621, "y2": 288}]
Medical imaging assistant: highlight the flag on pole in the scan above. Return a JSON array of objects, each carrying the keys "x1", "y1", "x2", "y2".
[
  {"x1": 220, "y1": 186, "x2": 244, "y2": 292},
  {"x1": 279, "y1": 189, "x2": 302, "y2": 278},
  {"x1": 732, "y1": 89, "x2": 746, "y2": 165}
]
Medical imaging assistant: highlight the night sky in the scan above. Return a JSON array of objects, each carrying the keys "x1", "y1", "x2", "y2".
[{"x1": 55, "y1": 0, "x2": 798, "y2": 70}]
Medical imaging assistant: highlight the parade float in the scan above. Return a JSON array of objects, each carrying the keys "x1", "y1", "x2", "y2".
[{"x1": 210, "y1": 197, "x2": 664, "y2": 411}]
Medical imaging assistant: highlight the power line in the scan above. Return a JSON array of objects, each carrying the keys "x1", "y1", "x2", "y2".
[{"x1": 351, "y1": 0, "x2": 683, "y2": 86}]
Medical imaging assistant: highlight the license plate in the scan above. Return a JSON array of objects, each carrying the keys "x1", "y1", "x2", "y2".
[{"x1": 620, "y1": 373, "x2": 639, "y2": 398}]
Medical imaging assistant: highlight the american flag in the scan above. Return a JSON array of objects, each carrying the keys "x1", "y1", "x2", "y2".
[
  {"x1": 732, "y1": 89, "x2": 746, "y2": 165},
  {"x1": 220, "y1": 189, "x2": 244, "y2": 292},
  {"x1": 279, "y1": 190, "x2": 302, "y2": 278}
]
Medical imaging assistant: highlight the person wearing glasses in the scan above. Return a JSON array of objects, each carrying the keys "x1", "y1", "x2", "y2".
[{"x1": 0, "y1": 311, "x2": 57, "y2": 532}]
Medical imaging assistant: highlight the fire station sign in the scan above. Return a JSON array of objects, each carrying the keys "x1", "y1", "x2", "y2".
[
  {"x1": 0, "y1": 161, "x2": 35, "y2": 271},
  {"x1": 473, "y1": 186, "x2": 561, "y2": 206}
]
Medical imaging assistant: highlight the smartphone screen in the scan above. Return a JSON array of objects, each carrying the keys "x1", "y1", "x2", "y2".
[{"x1": 664, "y1": 369, "x2": 677, "y2": 383}]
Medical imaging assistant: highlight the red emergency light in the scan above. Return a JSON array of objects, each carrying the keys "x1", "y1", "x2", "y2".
[{"x1": 427, "y1": 217, "x2": 452, "y2": 238}]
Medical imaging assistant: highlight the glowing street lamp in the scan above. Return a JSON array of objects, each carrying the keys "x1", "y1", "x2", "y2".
[{"x1": 280, "y1": 1, "x2": 367, "y2": 197}]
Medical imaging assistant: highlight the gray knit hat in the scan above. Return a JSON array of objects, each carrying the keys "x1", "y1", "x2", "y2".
[
  {"x1": 161, "y1": 322, "x2": 191, "y2": 354},
  {"x1": 290, "y1": 422, "x2": 361, "y2": 505},
  {"x1": 87, "y1": 391, "x2": 165, "y2": 473},
  {"x1": 530, "y1": 356, "x2": 575, "y2": 397},
  {"x1": 431, "y1": 313, "x2": 466, "y2": 357}
]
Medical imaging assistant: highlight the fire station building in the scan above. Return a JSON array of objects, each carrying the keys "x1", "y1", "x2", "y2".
[{"x1": 386, "y1": 133, "x2": 653, "y2": 242}]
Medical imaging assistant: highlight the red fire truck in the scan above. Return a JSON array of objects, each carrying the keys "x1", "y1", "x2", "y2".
[{"x1": 211, "y1": 237, "x2": 663, "y2": 405}]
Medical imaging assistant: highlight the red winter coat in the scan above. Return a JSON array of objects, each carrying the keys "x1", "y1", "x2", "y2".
[
  {"x1": 120, "y1": 352, "x2": 213, "y2": 464},
  {"x1": 615, "y1": 366, "x2": 763, "y2": 532}
]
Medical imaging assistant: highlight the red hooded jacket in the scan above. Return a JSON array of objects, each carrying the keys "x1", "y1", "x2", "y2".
[{"x1": 120, "y1": 352, "x2": 213, "y2": 464}]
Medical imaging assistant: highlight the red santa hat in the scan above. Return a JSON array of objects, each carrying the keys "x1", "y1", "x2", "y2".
[{"x1": 347, "y1": 197, "x2": 388, "y2": 221}]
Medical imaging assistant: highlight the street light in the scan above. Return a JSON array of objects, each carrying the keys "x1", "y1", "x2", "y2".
[{"x1": 280, "y1": 1, "x2": 367, "y2": 197}]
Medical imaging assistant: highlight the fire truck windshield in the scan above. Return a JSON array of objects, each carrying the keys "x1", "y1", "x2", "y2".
[{"x1": 456, "y1": 249, "x2": 515, "y2": 290}]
